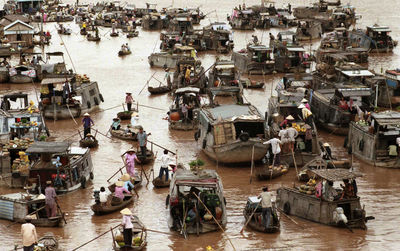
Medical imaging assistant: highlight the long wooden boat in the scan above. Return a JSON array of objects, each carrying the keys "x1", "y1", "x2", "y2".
[
  {"x1": 37, "y1": 232, "x2": 59, "y2": 251},
  {"x1": 110, "y1": 129, "x2": 138, "y2": 141},
  {"x1": 91, "y1": 195, "x2": 134, "y2": 216},
  {"x1": 0, "y1": 193, "x2": 63, "y2": 227},
  {"x1": 255, "y1": 164, "x2": 289, "y2": 180},
  {"x1": 108, "y1": 176, "x2": 143, "y2": 193},
  {"x1": 243, "y1": 196, "x2": 280, "y2": 233},
  {"x1": 148, "y1": 86, "x2": 170, "y2": 95},
  {"x1": 152, "y1": 177, "x2": 171, "y2": 188},
  {"x1": 136, "y1": 149, "x2": 155, "y2": 164},
  {"x1": 79, "y1": 138, "x2": 99, "y2": 148},
  {"x1": 87, "y1": 35, "x2": 101, "y2": 41},
  {"x1": 118, "y1": 50, "x2": 132, "y2": 56},
  {"x1": 112, "y1": 215, "x2": 147, "y2": 250},
  {"x1": 117, "y1": 111, "x2": 135, "y2": 120}
]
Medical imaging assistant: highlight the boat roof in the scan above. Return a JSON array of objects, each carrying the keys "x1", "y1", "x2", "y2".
[
  {"x1": 278, "y1": 31, "x2": 296, "y2": 36},
  {"x1": 340, "y1": 70, "x2": 375, "y2": 77},
  {"x1": 215, "y1": 63, "x2": 235, "y2": 69},
  {"x1": 26, "y1": 142, "x2": 69, "y2": 153},
  {"x1": 0, "y1": 193, "x2": 44, "y2": 203},
  {"x1": 174, "y1": 169, "x2": 219, "y2": 187},
  {"x1": 287, "y1": 47, "x2": 306, "y2": 52},
  {"x1": 248, "y1": 196, "x2": 261, "y2": 204},
  {"x1": 202, "y1": 104, "x2": 262, "y2": 123},
  {"x1": 310, "y1": 169, "x2": 362, "y2": 181},
  {"x1": 371, "y1": 111, "x2": 400, "y2": 126},
  {"x1": 174, "y1": 87, "x2": 200, "y2": 94},
  {"x1": 248, "y1": 45, "x2": 271, "y2": 51},
  {"x1": 336, "y1": 88, "x2": 372, "y2": 97},
  {"x1": 41, "y1": 77, "x2": 71, "y2": 85},
  {"x1": 367, "y1": 25, "x2": 391, "y2": 32}
]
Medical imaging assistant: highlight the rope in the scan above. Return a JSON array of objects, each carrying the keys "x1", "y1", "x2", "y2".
[
  {"x1": 66, "y1": 104, "x2": 79, "y2": 125},
  {"x1": 58, "y1": 32, "x2": 77, "y2": 73}
]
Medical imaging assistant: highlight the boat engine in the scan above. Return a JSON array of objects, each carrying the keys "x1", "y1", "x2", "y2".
[
  {"x1": 93, "y1": 190, "x2": 100, "y2": 204},
  {"x1": 333, "y1": 207, "x2": 348, "y2": 224}
]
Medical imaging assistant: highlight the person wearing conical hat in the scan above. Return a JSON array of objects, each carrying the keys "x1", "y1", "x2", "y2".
[
  {"x1": 82, "y1": 113, "x2": 94, "y2": 138},
  {"x1": 121, "y1": 173, "x2": 135, "y2": 191},
  {"x1": 286, "y1": 122, "x2": 299, "y2": 152},
  {"x1": 321, "y1": 142, "x2": 333, "y2": 160},
  {"x1": 301, "y1": 98, "x2": 310, "y2": 110},
  {"x1": 124, "y1": 149, "x2": 140, "y2": 177},
  {"x1": 45, "y1": 181, "x2": 57, "y2": 218},
  {"x1": 125, "y1": 92, "x2": 134, "y2": 111},
  {"x1": 111, "y1": 117, "x2": 121, "y2": 130},
  {"x1": 120, "y1": 208, "x2": 134, "y2": 248},
  {"x1": 112, "y1": 180, "x2": 129, "y2": 206}
]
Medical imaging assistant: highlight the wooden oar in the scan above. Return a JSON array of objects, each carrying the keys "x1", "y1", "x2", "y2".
[
  {"x1": 107, "y1": 164, "x2": 127, "y2": 182},
  {"x1": 147, "y1": 140, "x2": 176, "y2": 155},
  {"x1": 91, "y1": 127, "x2": 113, "y2": 140},
  {"x1": 55, "y1": 200, "x2": 67, "y2": 224},
  {"x1": 291, "y1": 148, "x2": 299, "y2": 180},
  {"x1": 72, "y1": 224, "x2": 120, "y2": 250},
  {"x1": 240, "y1": 201, "x2": 260, "y2": 234},
  {"x1": 145, "y1": 228, "x2": 175, "y2": 236},
  {"x1": 249, "y1": 145, "x2": 255, "y2": 184},
  {"x1": 276, "y1": 207, "x2": 302, "y2": 228},
  {"x1": 139, "y1": 72, "x2": 157, "y2": 95}
]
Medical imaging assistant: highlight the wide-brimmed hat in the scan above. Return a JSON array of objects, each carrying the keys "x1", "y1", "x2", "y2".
[
  {"x1": 116, "y1": 181, "x2": 124, "y2": 187},
  {"x1": 121, "y1": 174, "x2": 131, "y2": 181},
  {"x1": 46, "y1": 180, "x2": 52, "y2": 185},
  {"x1": 301, "y1": 98, "x2": 308, "y2": 103},
  {"x1": 323, "y1": 143, "x2": 330, "y2": 147},
  {"x1": 84, "y1": 113, "x2": 90, "y2": 116},
  {"x1": 286, "y1": 115, "x2": 294, "y2": 120},
  {"x1": 298, "y1": 104, "x2": 305, "y2": 109},
  {"x1": 37, "y1": 194, "x2": 46, "y2": 200},
  {"x1": 120, "y1": 208, "x2": 132, "y2": 215},
  {"x1": 125, "y1": 148, "x2": 136, "y2": 153},
  {"x1": 126, "y1": 92, "x2": 132, "y2": 94},
  {"x1": 137, "y1": 125, "x2": 143, "y2": 130},
  {"x1": 86, "y1": 133, "x2": 92, "y2": 137},
  {"x1": 304, "y1": 124, "x2": 312, "y2": 129}
]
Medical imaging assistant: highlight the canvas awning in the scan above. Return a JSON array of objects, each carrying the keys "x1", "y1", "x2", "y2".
[
  {"x1": 215, "y1": 64, "x2": 235, "y2": 69},
  {"x1": 340, "y1": 70, "x2": 375, "y2": 77},
  {"x1": 26, "y1": 142, "x2": 69, "y2": 154},
  {"x1": 310, "y1": 169, "x2": 362, "y2": 181}
]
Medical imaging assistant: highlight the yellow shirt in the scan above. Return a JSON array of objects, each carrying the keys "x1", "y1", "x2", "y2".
[{"x1": 21, "y1": 223, "x2": 38, "y2": 246}]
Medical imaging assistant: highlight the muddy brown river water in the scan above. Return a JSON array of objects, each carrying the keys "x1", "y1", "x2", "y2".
[{"x1": 1, "y1": 0, "x2": 400, "y2": 250}]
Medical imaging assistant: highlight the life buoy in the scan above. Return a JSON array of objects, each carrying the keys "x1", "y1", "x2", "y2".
[
  {"x1": 283, "y1": 202, "x2": 290, "y2": 215},
  {"x1": 87, "y1": 101, "x2": 91, "y2": 109},
  {"x1": 239, "y1": 132, "x2": 250, "y2": 142},
  {"x1": 80, "y1": 176, "x2": 86, "y2": 189},
  {"x1": 94, "y1": 97, "x2": 99, "y2": 105},
  {"x1": 99, "y1": 94, "x2": 104, "y2": 102}
]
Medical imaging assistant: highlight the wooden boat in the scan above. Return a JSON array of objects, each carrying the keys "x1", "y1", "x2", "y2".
[
  {"x1": 37, "y1": 232, "x2": 59, "y2": 251},
  {"x1": 0, "y1": 193, "x2": 64, "y2": 227},
  {"x1": 207, "y1": 60, "x2": 240, "y2": 96},
  {"x1": 148, "y1": 44, "x2": 195, "y2": 69},
  {"x1": 25, "y1": 142, "x2": 94, "y2": 193},
  {"x1": 168, "y1": 87, "x2": 201, "y2": 131},
  {"x1": 110, "y1": 127, "x2": 139, "y2": 141},
  {"x1": 127, "y1": 31, "x2": 139, "y2": 38},
  {"x1": 167, "y1": 169, "x2": 227, "y2": 235},
  {"x1": 0, "y1": 66, "x2": 9, "y2": 83},
  {"x1": 110, "y1": 32, "x2": 119, "y2": 37},
  {"x1": 79, "y1": 138, "x2": 99, "y2": 148},
  {"x1": 295, "y1": 20, "x2": 323, "y2": 41},
  {"x1": 347, "y1": 111, "x2": 400, "y2": 168},
  {"x1": 231, "y1": 44, "x2": 275, "y2": 75},
  {"x1": 136, "y1": 149, "x2": 155, "y2": 164},
  {"x1": 118, "y1": 50, "x2": 132, "y2": 56},
  {"x1": 87, "y1": 35, "x2": 101, "y2": 41},
  {"x1": 112, "y1": 215, "x2": 147, "y2": 250},
  {"x1": 349, "y1": 25, "x2": 397, "y2": 53},
  {"x1": 243, "y1": 196, "x2": 280, "y2": 233},
  {"x1": 255, "y1": 163, "x2": 289, "y2": 180},
  {"x1": 117, "y1": 111, "x2": 134, "y2": 120},
  {"x1": 91, "y1": 195, "x2": 134, "y2": 216},
  {"x1": 80, "y1": 30, "x2": 88, "y2": 35},
  {"x1": 297, "y1": 157, "x2": 351, "y2": 181},
  {"x1": 277, "y1": 168, "x2": 373, "y2": 229},
  {"x1": 241, "y1": 79, "x2": 265, "y2": 89},
  {"x1": 152, "y1": 176, "x2": 171, "y2": 188},
  {"x1": 108, "y1": 176, "x2": 143, "y2": 193},
  {"x1": 148, "y1": 86, "x2": 170, "y2": 95}
]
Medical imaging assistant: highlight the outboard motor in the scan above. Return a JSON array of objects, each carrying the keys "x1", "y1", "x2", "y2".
[
  {"x1": 333, "y1": 207, "x2": 348, "y2": 225},
  {"x1": 93, "y1": 190, "x2": 100, "y2": 204}
]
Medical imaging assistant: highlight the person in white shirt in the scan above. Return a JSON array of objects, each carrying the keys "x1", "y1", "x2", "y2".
[
  {"x1": 99, "y1": 186, "x2": 108, "y2": 204},
  {"x1": 263, "y1": 137, "x2": 282, "y2": 166},
  {"x1": 158, "y1": 150, "x2": 172, "y2": 181},
  {"x1": 286, "y1": 123, "x2": 299, "y2": 152},
  {"x1": 278, "y1": 124, "x2": 288, "y2": 153},
  {"x1": 21, "y1": 217, "x2": 38, "y2": 251},
  {"x1": 258, "y1": 186, "x2": 273, "y2": 228}
]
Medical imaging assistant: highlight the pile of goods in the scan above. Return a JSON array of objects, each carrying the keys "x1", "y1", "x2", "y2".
[
  {"x1": 75, "y1": 74, "x2": 90, "y2": 84},
  {"x1": 291, "y1": 122, "x2": 307, "y2": 133},
  {"x1": 3, "y1": 138, "x2": 34, "y2": 151},
  {"x1": 13, "y1": 121, "x2": 38, "y2": 128},
  {"x1": 355, "y1": 120, "x2": 369, "y2": 126},
  {"x1": 298, "y1": 178, "x2": 316, "y2": 195},
  {"x1": 115, "y1": 232, "x2": 143, "y2": 247},
  {"x1": 268, "y1": 164, "x2": 288, "y2": 174},
  {"x1": 11, "y1": 151, "x2": 30, "y2": 175}
]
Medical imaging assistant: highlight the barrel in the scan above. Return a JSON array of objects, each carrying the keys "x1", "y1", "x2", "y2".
[{"x1": 170, "y1": 112, "x2": 180, "y2": 121}]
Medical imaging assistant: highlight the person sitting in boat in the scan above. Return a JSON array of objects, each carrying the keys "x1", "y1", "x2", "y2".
[
  {"x1": 186, "y1": 205, "x2": 197, "y2": 223},
  {"x1": 120, "y1": 208, "x2": 134, "y2": 248},
  {"x1": 158, "y1": 149, "x2": 172, "y2": 182},
  {"x1": 99, "y1": 186, "x2": 108, "y2": 205},
  {"x1": 111, "y1": 118, "x2": 121, "y2": 130},
  {"x1": 84, "y1": 133, "x2": 95, "y2": 141},
  {"x1": 340, "y1": 179, "x2": 355, "y2": 200},
  {"x1": 280, "y1": 115, "x2": 295, "y2": 128},
  {"x1": 121, "y1": 173, "x2": 135, "y2": 192},
  {"x1": 112, "y1": 181, "x2": 130, "y2": 205},
  {"x1": 321, "y1": 142, "x2": 334, "y2": 160},
  {"x1": 299, "y1": 103, "x2": 313, "y2": 127},
  {"x1": 322, "y1": 180, "x2": 339, "y2": 201},
  {"x1": 301, "y1": 98, "x2": 310, "y2": 110},
  {"x1": 258, "y1": 186, "x2": 273, "y2": 229}
]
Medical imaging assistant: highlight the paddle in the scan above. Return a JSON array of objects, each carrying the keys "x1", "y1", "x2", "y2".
[
  {"x1": 107, "y1": 164, "x2": 128, "y2": 183},
  {"x1": 55, "y1": 200, "x2": 67, "y2": 224},
  {"x1": 240, "y1": 201, "x2": 260, "y2": 234},
  {"x1": 72, "y1": 224, "x2": 120, "y2": 250}
]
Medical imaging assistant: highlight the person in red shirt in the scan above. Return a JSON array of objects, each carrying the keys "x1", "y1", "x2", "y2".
[{"x1": 338, "y1": 98, "x2": 349, "y2": 110}]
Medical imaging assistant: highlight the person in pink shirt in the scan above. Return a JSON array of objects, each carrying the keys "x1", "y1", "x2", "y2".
[
  {"x1": 120, "y1": 208, "x2": 134, "y2": 247},
  {"x1": 113, "y1": 181, "x2": 129, "y2": 205},
  {"x1": 124, "y1": 149, "x2": 140, "y2": 177},
  {"x1": 125, "y1": 92, "x2": 134, "y2": 111}
]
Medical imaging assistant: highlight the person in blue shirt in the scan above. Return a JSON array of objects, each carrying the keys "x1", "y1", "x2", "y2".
[{"x1": 82, "y1": 113, "x2": 94, "y2": 137}]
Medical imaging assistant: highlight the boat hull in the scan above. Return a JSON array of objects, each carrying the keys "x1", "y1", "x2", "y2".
[
  {"x1": 10, "y1": 75, "x2": 34, "y2": 84},
  {"x1": 91, "y1": 196, "x2": 134, "y2": 216},
  {"x1": 42, "y1": 105, "x2": 99, "y2": 120}
]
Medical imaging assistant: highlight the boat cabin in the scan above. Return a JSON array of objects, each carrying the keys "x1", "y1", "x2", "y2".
[
  {"x1": 208, "y1": 60, "x2": 239, "y2": 90},
  {"x1": 229, "y1": 9, "x2": 255, "y2": 30},
  {"x1": 167, "y1": 169, "x2": 227, "y2": 234},
  {"x1": 168, "y1": 15, "x2": 193, "y2": 33},
  {"x1": 349, "y1": 25, "x2": 396, "y2": 53},
  {"x1": 348, "y1": 111, "x2": 400, "y2": 168},
  {"x1": 277, "y1": 168, "x2": 370, "y2": 229},
  {"x1": 295, "y1": 20, "x2": 323, "y2": 41},
  {"x1": 168, "y1": 87, "x2": 201, "y2": 131},
  {"x1": 35, "y1": 52, "x2": 73, "y2": 81},
  {"x1": 274, "y1": 46, "x2": 310, "y2": 73},
  {"x1": 141, "y1": 13, "x2": 163, "y2": 30},
  {"x1": 171, "y1": 59, "x2": 206, "y2": 91},
  {"x1": 231, "y1": 44, "x2": 274, "y2": 75},
  {"x1": 202, "y1": 22, "x2": 234, "y2": 53},
  {"x1": 26, "y1": 142, "x2": 93, "y2": 193}
]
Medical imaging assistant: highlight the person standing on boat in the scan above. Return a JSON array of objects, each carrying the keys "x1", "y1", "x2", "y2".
[
  {"x1": 137, "y1": 127, "x2": 149, "y2": 156},
  {"x1": 120, "y1": 208, "x2": 134, "y2": 247},
  {"x1": 45, "y1": 181, "x2": 57, "y2": 218},
  {"x1": 263, "y1": 136, "x2": 282, "y2": 166},
  {"x1": 286, "y1": 123, "x2": 299, "y2": 152},
  {"x1": 158, "y1": 149, "x2": 172, "y2": 181},
  {"x1": 299, "y1": 103, "x2": 313, "y2": 127},
  {"x1": 82, "y1": 113, "x2": 94, "y2": 138},
  {"x1": 125, "y1": 149, "x2": 140, "y2": 177},
  {"x1": 278, "y1": 124, "x2": 288, "y2": 153},
  {"x1": 125, "y1": 92, "x2": 134, "y2": 111},
  {"x1": 21, "y1": 216, "x2": 38, "y2": 251},
  {"x1": 258, "y1": 186, "x2": 273, "y2": 229}
]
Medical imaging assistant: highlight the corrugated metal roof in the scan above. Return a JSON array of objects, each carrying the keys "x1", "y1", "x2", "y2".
[
  {"x1": 26, "y1": 142, "x2": 69, "y2": 153},
  {"x1": 340, "y1": 70, "x2": 375, "y2": 77},
  {"x1": 311, "y1": 168, "x2": 362, "y2": 181},
  {"x1": 0, "y1": 200, "x2": 14, "y2": 220},
  {"x1": 372, "y1": 111, "x2": 400, "y2": 125},
  {"x1": 175, "y1": 169, "x2": 218, "y2": 181},
  {"x1": 204, "y1": 104, "x2": 262, "y2": 122}
]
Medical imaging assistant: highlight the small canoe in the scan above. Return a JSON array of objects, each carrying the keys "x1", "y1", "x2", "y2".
[
  {"x1": 118, "y1": 50, "x2": 132, "y2": 56},
  {"x1": 152, "y1": 177, "x2": 171, "y2": 188},
  {"x1": 255, "y1": 164, "x2": 289, "y2": 180},
  {"x1": 37, "y1": 232, "x2": 59, "y2": 251},
  {"x1": 110, "y1": 129, "x2": 138, "y2": 141},
  {"x1": 91, "y1": 195, "x2": 134, "y2": 216},
  {"x1": 148, "y1": 86, "x2": 170, "y2": 95},
  {"x1": 112, "y1": 215, "x2": 147, "y2": 250},
  {"x1": 241, "y1": 80, "x2": 265, "y2": 89},
  {"x1": 243, "y1": 209, "x2": 280, "y2": 233},
  {"x1": 117, "y1": 111, "x2": 133, "y2": 120},
  {"x1": 127, "y1": 31, "x2": 139, "y2": 38},
  {"x1": 30, "y1": 216, "x2": 64, "y2": 227},
  {"x1": 87, "y1": 36, "x2": 101, "y2": 41},
  {"x1": 136, "y1": 149, "x2": 154, "y2": 164},
  {"x1": 80, "y1": 30, "x2": 88, "y2": 35},
  {"x1": 79, "y1": 138, "x2": 99, "y2": 148},
  {"x1": 108, "y1": 176, "x2": 142, "y2": 193},
  {"x1": 110, "y1": 32, "x2": 119, "y2": 37}
]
